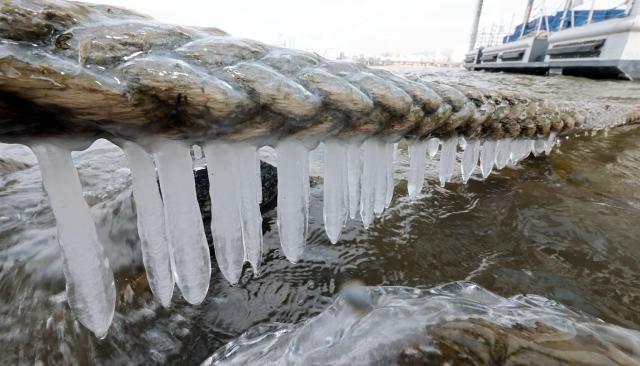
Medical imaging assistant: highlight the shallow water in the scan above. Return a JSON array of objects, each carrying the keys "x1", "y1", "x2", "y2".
[{"x1": 1, "y1": 70, "x2": 640, "y2": 365}]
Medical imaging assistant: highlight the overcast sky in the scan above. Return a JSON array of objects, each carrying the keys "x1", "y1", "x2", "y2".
[{"x1": 84, "y1": 0, "x2": 626, "y2": 58}]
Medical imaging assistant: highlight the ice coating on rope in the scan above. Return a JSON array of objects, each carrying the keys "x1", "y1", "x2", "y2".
[
  {"x1": 276, "y1": 140, "x2": 310, "y2": 262},
  {"x1": 346, "y1": 142, "x2": 362, "y2": 220},
  {"x1": 31, "y1": 143, "x2": 115, "y2": 338},
  {"x1": 122, "y1": 141, "x2": 174, "y2": 307},
  {"x1": 323, "y1": 140, "x2": 348, "y2": 244},
  {"x1": 461, "y1": 139, "x2": 480, "y2": 184},
  {"x1": 480, "y1": 140, "x2": 497, "y2": 178},
  {"x1": 408, "y1": 141, "x2": 427, "y2": 198},
  {"x1": 426, "y1": 138, "x2": 440, "y2": 158},
  {"x1": 153, "y1": 140, "x2": 211, "y2": 304},
  {"x1": 438, "y1": 138, "x2": 458, "y2": 187},
  {"x1": 360, "y1": 139, "x2": 378, "y2": 228}
]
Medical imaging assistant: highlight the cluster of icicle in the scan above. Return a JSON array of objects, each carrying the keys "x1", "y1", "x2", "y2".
[{"x1": 30, "y1": 133, "x2": 557, "y2": 337}]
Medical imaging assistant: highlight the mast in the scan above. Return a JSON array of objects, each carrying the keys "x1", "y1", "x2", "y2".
[
  {"x1": 519, "y1": 0, "x2": 536, "y2": 39},
  {"x1": 559, "y1": 0, "x2": 572, "y2": 30},
  {"x1": 469, "y1": 0, "x2": 484, "y2": 50},
  {"x1": 587, "y1": 0, "x2": 596, "y2": 24}
]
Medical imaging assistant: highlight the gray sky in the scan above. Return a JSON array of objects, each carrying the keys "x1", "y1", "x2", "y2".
[{"x1": 84, "y1": 0, "x2": 626, "y2": 58}]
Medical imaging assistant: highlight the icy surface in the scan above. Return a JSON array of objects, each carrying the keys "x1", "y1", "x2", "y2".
[
  {"x1": 203, "y1": 282, "x2": 640, "y2": 365},
  {"x1": 276, "y1": 140, "x2": 310, "y2": 262},
  {"x1": 438, "y1": 137, "x2": 457, "y2": 187},
  {"x1": 407, "y1": 141, "x2": 427, "y2": 198},
  {"x1": 122, "y1": 141, "x2": 174, "y2": 307},
  {"x1": 460, "y1": 139, "x2": 480, "y2": 184},
  {"x1": 480, "y1": 140, "x2": 497, "y2": 178},
  {"x1": 31, "y1": 143, "x2": 116, "y2": 338},
  {"x1": 153, "y1": 140, "x2": 211, "y2": 304},
  {"x1": 346, "y1": 142, "x2": 362, "y2": 220},
  {"x1": 323, "y1": 140, "x2": 348, "y2": 244}
]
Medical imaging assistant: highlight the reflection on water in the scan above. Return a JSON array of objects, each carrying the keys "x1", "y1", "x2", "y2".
[{"x1": 1, "y1": 72, "x2": 640, "y2": 364}]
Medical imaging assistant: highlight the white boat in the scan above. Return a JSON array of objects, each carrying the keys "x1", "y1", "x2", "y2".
[{"x1": 465, "y1": 0, "x2": 640, "y2": 80}]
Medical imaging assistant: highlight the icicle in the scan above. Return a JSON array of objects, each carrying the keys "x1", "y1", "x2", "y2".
[
  {"x1": 545, "y1": 132, "x2": 557, "y2": 155},
  {"x1": 235, "y1": 145, "x2": 263, "y2": 273},
  {"x1": 458, "y1": 136, "x2": 467, "y2": 150},
  {"x1": 461, "y1": 139, "x2": 480, "y2": 184},
  {"x1": 407, "y1": 140, "x2": 427, "y2": 198},
  {"x1": 204, "y1": 143, "x2": 250, "y2": 283},
  {"x1": 346, "y1": 142, "x2": 362, "y2": 220},
  {"x1": 426, "y1": 138, "x2": 440, "y2": 158},
  {"x1": 373, "y1": 141, "x2": 388, "y2": 216},
  {"x1": 192, "y1": 145, "x2": 203, "y2": 159},
  {"x1": 276, "y1": 140, "x2": 310, "y2": 262},
  {"x1": 384, "y1": 143, "x2": 396, "y2": 208},
  {"x1": 122, "y1": 141, "x2": 174, "y2": 307},
  {"x1": 154, "y1": 140, "x2": 211, "y2": 305},
  {"x1": 359, "y1": 140, "x2": 377, "y2": 228},
  {"x1": 438, "y1": 137, "x2": 457, "y2": 187},
  {"x1": 533, "y1": 138, "x2": 546, "y2": 156},
  {"x1": 480, "y1": 140, "x2": 497, "y2": 179},
  {"x1": 31, "y1": 143, "x2": 115, "y2": 338},
  {"x1": 323, "y1": 140, "x2": 348, "y2": 244},
  {"x1": 509, "y1": 139, "x2": 528, "y2": 165},
  {"x1": 495, "y1": 138, "x2": 512, "y2": 170}
]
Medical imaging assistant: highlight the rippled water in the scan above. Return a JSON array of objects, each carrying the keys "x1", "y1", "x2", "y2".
[{"x1": 1, "y1": 70, "x2": 640, "y2": 365}]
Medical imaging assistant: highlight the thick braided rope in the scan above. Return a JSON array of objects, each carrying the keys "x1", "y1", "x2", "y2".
[{"x1": 0, "y1": 0, "x2": 637, "y2": 143}]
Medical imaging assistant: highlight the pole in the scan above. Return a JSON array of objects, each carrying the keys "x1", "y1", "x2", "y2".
[
  {"x1": 559, "y1": 0, "x2": 572, "y2": 30},
  {"x1": 519, "y1": 0, "x2": 536, "y2": 39},
  {"x1": 587, "y1": 0, "x2": 595, "y2": 23},
  {"x1": 469, "y1": 0, "x2": 484, "y2": 51}
]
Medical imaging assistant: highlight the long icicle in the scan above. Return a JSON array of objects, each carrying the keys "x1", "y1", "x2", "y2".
[
  {"x1": 346, "y1": 142, "x2": 362, "y2": 220},
  {"x1": 408, "y1": 140, "x2": 428, "y2": 198},
  {"x1": 122, "y1": 141, "x2": 174, "y2": 307},
  {"x1": 234, "y1": 144, "x2": 263, "y2": 273},
  {"x1": 154, "y1": 139, "x2": 211, "y2": 304},
  {"x1": 480, "y1": 140, "x2": 497, "y2": 179},
  {"x1": 373, "y1": 140, "x2": 388, "y2": 217},
  {"x1": 323, "y1": 140, "x2": 348, "y2": 244},
  {"x1": 439, "y1": 137, "x2": 458, "y2": 187},
  {"x1": 31, "y1": 143, "x2": 116, "y2": 338},
  {"x1": 360, "y1": 139, "x2": 377, "y2": 228},
  {"x1": 203, "y1": 143, "x2": 245, "y2": 284},
  {"x1": 461, "y1": 139, "x2": 480, "y2": 184},
  {"x1": 495, "y1": 138, "x2": 512, "y2": 170},
  {"x1": 384, "y1": 143, "x2": 396, "y2": 208},
  {"x1": 276, "y1": 140, "x2": 310, "y2": 262}
]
